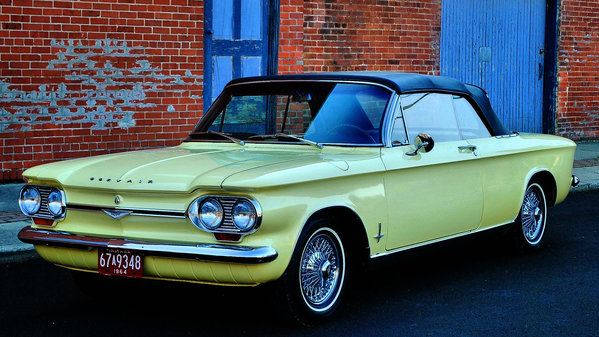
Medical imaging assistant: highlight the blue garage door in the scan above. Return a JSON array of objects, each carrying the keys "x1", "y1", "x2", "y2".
[
  {"x1": 441, "y1": 0, "x2": 546, "y2": 133},
  {"x1": 204, "y1": 0, "x2": 270, "y2": 109}
]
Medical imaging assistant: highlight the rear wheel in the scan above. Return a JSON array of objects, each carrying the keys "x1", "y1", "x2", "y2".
[
  {"x1": 512, "y1": 182, "x2": 547, "y2": 250},
  {"x1": 276, "y1": 218, "x2": 347, "y2": 325}
]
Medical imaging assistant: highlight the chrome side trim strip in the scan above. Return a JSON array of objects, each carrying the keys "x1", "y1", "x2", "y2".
[
  {"x1": 18, "y1": 226, "x2": 278, "y2": 264},
  {"x1": 371, "y1": 221, "x2": 514, "y2": 259},
  {"x1": 68, "y1": 203, "x2": 187, "y2": 219}
]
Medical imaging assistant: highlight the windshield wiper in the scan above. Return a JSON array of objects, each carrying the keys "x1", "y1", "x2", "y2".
[
  {"x1": 248, "y1": 133, "x2": 322, "y2": 149},
  {"x1": 189, "y1": 131, "x2": 245, "y2": 146}
]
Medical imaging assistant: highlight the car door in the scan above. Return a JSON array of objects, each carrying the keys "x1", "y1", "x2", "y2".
[
  {"x1": 381, "y1": 92, "x2": 484, "y2": 250},
  {"x1": 451, "y1": 95, "x2": 524, "y2": 229}
]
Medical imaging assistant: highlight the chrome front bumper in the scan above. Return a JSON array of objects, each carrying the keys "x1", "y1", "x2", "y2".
[{"x1": 18, "y1": 226, "x2": 278, "y2": 264}]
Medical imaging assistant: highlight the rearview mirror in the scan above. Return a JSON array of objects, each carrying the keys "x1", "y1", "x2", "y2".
[{"x1": 292, "y1": 92, "x2": 311, "y2": 102}]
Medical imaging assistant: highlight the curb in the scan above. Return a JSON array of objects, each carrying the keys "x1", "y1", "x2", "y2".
[
  {"x1": 0, "y1": 183, "x2": 24, "y2": 212},
  {"x1": 0, "y1": 221, "x2": 38, "y2": 264},
  {"x1": 0, "y1": 248, "x2": 38, "y2": 263},
  {"x1": 571, "y1": 182, "x2": 599, "y2": 193}
]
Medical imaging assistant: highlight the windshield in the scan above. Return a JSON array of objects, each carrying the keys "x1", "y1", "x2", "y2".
[{"x1": 188, "y1": 81, "x2": 392, "y2": 145}]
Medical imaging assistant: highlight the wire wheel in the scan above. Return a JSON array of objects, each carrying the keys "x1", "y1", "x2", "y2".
[
  {"x1": 298, "y1": 227, "x2": 345, "y2": 313},
  {"x1": 519, "y1": 183, "x2": 547, "y2": 246}
]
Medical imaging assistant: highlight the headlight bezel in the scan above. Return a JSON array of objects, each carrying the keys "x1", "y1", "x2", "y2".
[
  {"x1": 18, "y1": 185, "x2": 67, "y2": 220},
  {"x1": 47, "y1": 188, "x2": 67, "y2": 218},
  {"x1": 189, "y1": 197, "x2": 224, "y2": 230},
  {"x1": 232, "y1": 199, "x2": 257, "y2": 231},
  {"x1": 187, "y1": 195, "x2": 262, "y2": 235}
]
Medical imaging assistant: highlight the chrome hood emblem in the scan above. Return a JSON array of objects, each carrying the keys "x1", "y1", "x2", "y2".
[
  {"x1": 90, "y1": 177, "x2": 154, "y2": 184},
  {"x1": 103, "y1": 209, "x2": 132, "y2": 220}
]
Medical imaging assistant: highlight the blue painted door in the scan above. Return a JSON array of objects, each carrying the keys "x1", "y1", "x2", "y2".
[
  {"x1": 441, "y1": 0, "x2": 546, "y2": 133},
  {"x1": 204, "y1": 0, "x2": 270, "y2": 109}
]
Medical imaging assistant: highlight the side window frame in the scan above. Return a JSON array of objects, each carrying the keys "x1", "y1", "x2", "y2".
[
  {"x1": 400, "y1": 92, "x2": 462, "y2": 144},
  {"x1": 395, "y1": 91, "x2": 493, "y2": 145},
  {"x1": 451, "y1": 94, "x2": 492, "y2": 140},
  {"x1": 385, "y1": 93, "x2": 410, "y2": 147}
]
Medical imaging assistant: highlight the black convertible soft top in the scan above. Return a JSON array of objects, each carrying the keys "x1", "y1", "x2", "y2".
[{"x1": 226, "y1": 72, "x2": 511, "y2": 136}]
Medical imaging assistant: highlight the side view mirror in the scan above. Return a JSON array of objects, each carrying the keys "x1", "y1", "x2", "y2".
[{"x1": 406, "y1": 134, "x2": 434, "y2": 156}]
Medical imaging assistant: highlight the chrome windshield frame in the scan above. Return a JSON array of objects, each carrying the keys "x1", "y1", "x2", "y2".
[{"x1": 189, "y1": 79, "x2": 397, "y2": 148}]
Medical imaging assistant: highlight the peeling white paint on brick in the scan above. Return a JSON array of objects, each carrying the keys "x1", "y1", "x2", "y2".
[{"x1": 0, "y1": 39, "x2": 202, "y2": 132}]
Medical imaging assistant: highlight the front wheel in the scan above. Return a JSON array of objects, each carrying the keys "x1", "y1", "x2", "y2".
[
  {"x1": 276, "y1": 219, "x2": 347, "y2": 325},
  {"x1": 512, "y1": 182, "x2": 548, "y2": 250}
]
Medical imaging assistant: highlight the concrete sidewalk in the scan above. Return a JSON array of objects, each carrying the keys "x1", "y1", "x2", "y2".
[
  {"x1": 571, "y1": 142, "x2": 599, "y2": 192},
  {"x1": 1, "y1": 141, "x2": 598, "y2": 263},
  {"x1": 0, "y1": 220, "x2": 39, "y2": 263}
]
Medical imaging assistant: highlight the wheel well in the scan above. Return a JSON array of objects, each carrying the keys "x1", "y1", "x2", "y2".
[
  {"x1": 306, "y1": 207, "x2": 370, "y2": 263},
  {"x1": 529, "y1": 171, "x2": 557, "y2": 206}
]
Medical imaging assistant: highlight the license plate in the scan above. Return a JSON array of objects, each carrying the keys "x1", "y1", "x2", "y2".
[{"x1": 98, "y1": 248, "x2": 143, "y2": 278}]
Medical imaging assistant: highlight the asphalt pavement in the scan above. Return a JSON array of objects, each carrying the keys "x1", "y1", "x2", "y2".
[
  {"x1": 1, "y1": 141, "x2": 598, "y2": 263},
  {"x1": 1, "y1": 190, "x2": 597, "y2": 336}
]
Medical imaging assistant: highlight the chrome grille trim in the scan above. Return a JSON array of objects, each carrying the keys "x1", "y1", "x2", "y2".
[
  {"x1": 19, "y1": 185, "x2": 66, "y2": 220},
  {"x1": 220, "y1": 197, "x2": 241, "y2": 232},
  {"x1": 67, "y1": 203, "x2": 187, "y2": 219},
  {"x1": 36, "y1": 186, "x2": 54, "y2": 218},
  {"x1": 24, "y1": 185, "x2": 63, "y2": 220}
]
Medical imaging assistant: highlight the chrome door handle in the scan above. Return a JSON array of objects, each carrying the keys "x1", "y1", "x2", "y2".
[
  {"x1": 458, "y1": 144, "x2": 477, "y2": 156},
  {"x1": 458, "y1": 145, "x2": 476, "y2": 151}
]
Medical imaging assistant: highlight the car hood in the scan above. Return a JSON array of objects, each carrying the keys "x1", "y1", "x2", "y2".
[{"x1": 23, "y1": 143, "x2": 375, "y2": 193}]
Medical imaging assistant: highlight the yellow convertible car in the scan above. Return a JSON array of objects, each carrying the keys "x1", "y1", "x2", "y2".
[{"x1": 18, "y1": 72, "x2": 578, "y2": 324}]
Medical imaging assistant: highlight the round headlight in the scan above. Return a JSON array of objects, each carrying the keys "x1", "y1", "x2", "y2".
[
  {"x1": 232, "y1": 200, "x2": 257, "y2": 231},
  {"x1": 188, "y1": 200, "x2": 201, "y2": 228},
  {"x1": 197, "y1": 198, "x2": 223, "y2": 230},
  {"x1": 19, "y1": 186, "x2": 41, "y2": 216},
  {"x1": 48, "y1": 189, "x2": 66, "y2": 218}
]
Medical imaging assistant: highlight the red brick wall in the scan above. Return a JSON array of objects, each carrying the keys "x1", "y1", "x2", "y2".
[
  {"x1": 556, "y1": 0, "x2": 599, "y2": 140},
  {"x1": 278, "y1": 0, "x2": 304, "y2": 74},
  {"x1": 0, "y1": 0, "x2": 204, "y2": 181},
  {"x1": 1, "y1": 0, "x2": 597, "y2": 182},
  {"x1": 301, "y1": 0, "x2": 441, "y2": 74}
]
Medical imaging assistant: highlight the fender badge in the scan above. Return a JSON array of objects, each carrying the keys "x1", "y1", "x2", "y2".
[{"x1": 103, "y1": 209, "x2": 132, "y2": 220}]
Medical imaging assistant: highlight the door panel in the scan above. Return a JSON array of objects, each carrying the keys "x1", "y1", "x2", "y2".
[
  {"x1": 213, "y1": 0, "x2": 234, "y2": 39},
  {"x1": 204, "y1": 0, "x2": 270, "y2": 108},
  {"x1": 462, "y1": 137, "x2": 526, "y2": 229},
  {"x1": 382, "y1": 142, "x2": 484, "y2": 250},
  {"x1": 241, "y1": 0, "x2": 263, "y2": 40},
  {"x1": 242, "y1": 56, "x2": 262, "y2": 77},
  {"x1": 212, "y1": 56, "x2": 233, "y2": 100}
]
